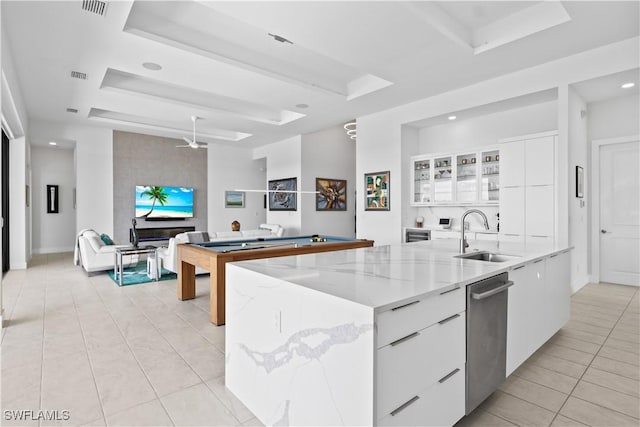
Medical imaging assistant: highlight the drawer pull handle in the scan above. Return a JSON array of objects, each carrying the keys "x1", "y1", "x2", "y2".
[
  {"x1": 390, "y1": 396, "x2": 420, "y2": 417},
  {"x1": 391, "y1": 300, "x2": 420, "y2": 311},
  {"x1": 550, "y1": 254, "x2": 558, "y2": 258},
  {"x1": 390, "y1": 332, "x2": 420, "y2": 347},
  {"x1": 439, "y1": 286, "x2": 460, "y2": 295},
  {"x1": 438, "y1": 368, "x2": 460, "y2": 383},
  {"x1": 513, "y1": 265, "x2": 525, "y2": 271},
  {"x1": 534, "y1": 259, "x2": 544, "y2": 264},
  {"x1": 438, "y1": 313, "x2": 460, "y2": 325}
]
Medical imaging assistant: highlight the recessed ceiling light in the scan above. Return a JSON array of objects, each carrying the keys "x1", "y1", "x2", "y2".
[
  {"x1": 49, "y1": 142, "x2": 57, "y2": 146},
  {"x1": 142, "y1": 62, "x2": 162, "y2": 71},
  {"x1": 448, "y1": 115, "x2": 457, "y2": 120},
  {"x1": 621, "y1": 82, "x2": 635, "y2": 89},
  {"x1": 295, "y1": 103, "x2": 309, "y2": 109}
]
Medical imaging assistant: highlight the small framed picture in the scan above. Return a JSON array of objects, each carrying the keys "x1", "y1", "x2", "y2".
[
  {"x1": 225, "y1": 191, "x2": 245, "y2": 208},
  {"x1": 576, "y1": 166, "x2": 584, "y2": 198},
  {"x1": 316, "y1": 178, "x2": 347, "y2": 211},
  {"x1": 364, "y1": 171, "x2": 390, "y2": 211},
  {"x1": 268, "y1": 177, "x2": 297, "y2": 211}
]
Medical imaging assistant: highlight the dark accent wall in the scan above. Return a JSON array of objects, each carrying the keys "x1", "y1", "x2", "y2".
[{"x1": 113, "y1": 131, "x2": 207, "y2": 244}]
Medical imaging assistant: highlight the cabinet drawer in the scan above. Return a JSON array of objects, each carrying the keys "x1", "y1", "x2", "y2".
[
  {"x1": 377, "y1": 312, "x2": 465, "y2": 419},
  {"x1": 378, "y1": 365, "x2": 465, "y2": 427},
  {"x1": 376, "y1": 287, "x2": 464, "y2": 348}
]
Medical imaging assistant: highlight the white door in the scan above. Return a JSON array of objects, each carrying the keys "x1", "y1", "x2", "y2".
[{"x1": 600, "y1": 141, "x2": 640, "y2": 285}]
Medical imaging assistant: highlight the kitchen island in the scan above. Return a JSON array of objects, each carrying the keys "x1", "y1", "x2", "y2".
[{"x1": 225, "y1": 239, "x2": 571, "y2": 426}]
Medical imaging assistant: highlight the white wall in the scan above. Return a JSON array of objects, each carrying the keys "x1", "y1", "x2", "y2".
[
  {"x1": 568, "y1": 87, "x2": 589, "y2": 293},
  {"x1": 254, "y1": 136, "x2": 302, "y2": 236},
  {"x1": 418, "y1": 101, "x2": 557, "y2": 153},
  {"x1": 588, "y1": 94, "x2": 640, "y2": 141},
  {"x1": 31, "y1": 146, "x2": 76, "y2": 253},
  {"x1": 300, "y1": 125, "x2": 356, "y2": 237},
  {"x1": 30, "y1": 120, "x2": 114, "y2": 235},
  {"x1": 9, "y1": 137, "x2": 27, "y2": 269},
  {"x1": 356, "y1": 37, "x2": 639, "y2": 245},
  {"x1": 209, "y1": 144, "x2": 266, "y2": 232}
]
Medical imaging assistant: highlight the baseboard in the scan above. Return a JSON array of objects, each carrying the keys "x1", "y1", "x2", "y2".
[
  {"x1": 32, "y1": 246, "x2": 74, "y2": 254},
  {"x1": 571, "y1": 275, "x2": 590, "y2": 294},
  {"x1": 9, "y1": 262, "x2": 27, "y2": 270}
]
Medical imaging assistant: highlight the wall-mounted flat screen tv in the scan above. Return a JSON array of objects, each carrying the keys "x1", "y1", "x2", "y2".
[{"x1": 135, "y1": 185, "x2": 194, "y2": 219}]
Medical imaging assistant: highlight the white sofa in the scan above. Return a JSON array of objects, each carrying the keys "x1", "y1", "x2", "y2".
[
  {"x1": 158, "y1": 224, "x2": 284, "y2": 274},
  {"x1": 76, "y1": 230, "x2": 136, "y2": 274}
]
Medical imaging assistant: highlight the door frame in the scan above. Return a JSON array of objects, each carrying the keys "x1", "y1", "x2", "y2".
[{"x1": 590, "y1": 134, "x2": 640, "y2": 283}]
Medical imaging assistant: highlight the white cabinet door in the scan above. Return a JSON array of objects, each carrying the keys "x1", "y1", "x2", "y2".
[
  {"x1": 525, "y1": 136, "x2": 555, "y2": 186},
  {"x1": 545, "y1": 251, "x2": 570, "y2": 339},
  {"x1": 528, "y1": 258, "x2": 548, "y2": 350},
  {"x1": 430, "y1": 230, "x2": 457, "y2": 240},
  {"x1": 500, "y1": 187, "x2": 525, "y2": 236},
  {"x1": 500, "y1": 141, "x2": 525, "y2": 187},
  {"x1": 506, "y1": 264, "x2": 533, "y2": 376},
  {"x1": 525, "y1": 185, "x2": 554, "y2": 238}
]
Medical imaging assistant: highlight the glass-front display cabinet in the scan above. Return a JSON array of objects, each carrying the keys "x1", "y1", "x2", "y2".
[
  {"x1": 410, "y1": 148, "x2": 499, "y2": 206},
  {"x1": 413, "y1": 158, "x2": 431, "y2": 203},
  {"x1": 481, "y1": 149, "x2": 500, "y2": 202},
  {"x1": 456, "y1": 153, "x2": 478, "y2": 202},
  {"x1": 433, "y1": 155, "x2": 453, "y2": 202}
]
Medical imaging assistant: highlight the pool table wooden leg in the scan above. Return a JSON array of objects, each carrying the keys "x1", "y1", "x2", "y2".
[
  {"x1": 210, "y1": 258, "x2": 226, "y2": 325},
  {"x1": 178, "y1": 260, "x2": 196, "y2": 300}
]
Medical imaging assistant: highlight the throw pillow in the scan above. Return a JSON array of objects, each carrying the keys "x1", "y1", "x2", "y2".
[{"x1": 100, "y1": 233, "x2": 114, "y2": 245}]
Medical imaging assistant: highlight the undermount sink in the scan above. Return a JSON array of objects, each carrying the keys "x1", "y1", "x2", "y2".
[{"x1": 454, "y1": 251, "x2": 521, "y2": 262}]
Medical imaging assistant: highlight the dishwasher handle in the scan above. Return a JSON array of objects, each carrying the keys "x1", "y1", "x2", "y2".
[{"x1": 471, "y1": 280, "x2": 514, "y2": 300}]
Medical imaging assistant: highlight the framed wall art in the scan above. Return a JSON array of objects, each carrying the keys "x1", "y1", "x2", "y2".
[
  {"x1": 268, "y1": 177, "x2": 297, "y2": 211},
  {"x1": 225, "y1": 191, "x2": 245, "y2": 208},
  {"x1": 316, "y1": 178, "x2": 347, "y2": 211},
  {"x1": 364, "y1": 171, "x2": 390, "y2": 211},
  {"x1": 47, "y1": 184, "x2": 59, "y2": 213},
  {"x1": 576, "y1": 166, "x2": 584, "y2": 198}
]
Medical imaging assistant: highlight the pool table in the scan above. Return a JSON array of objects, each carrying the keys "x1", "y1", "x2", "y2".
[{"x1": 177, "y1": 235, "x2": 374, "y2": 325}]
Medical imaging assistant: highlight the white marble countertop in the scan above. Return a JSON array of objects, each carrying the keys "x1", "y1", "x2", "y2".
[{"x1": 228, "y1": 239, "x2": 571, "y2": 313}]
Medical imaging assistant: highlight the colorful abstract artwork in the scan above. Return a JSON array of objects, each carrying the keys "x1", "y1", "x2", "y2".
[
  {"x1": 316, "y1": 178, "x2": 347, "y2": 211},
  {"x1": 364, "y1": 171, "x2": 390, "y2": 211}
]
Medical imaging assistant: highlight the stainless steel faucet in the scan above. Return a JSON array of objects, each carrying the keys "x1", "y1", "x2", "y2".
[{"x1": 460, "y1": 209, "x2": 490, "y2": 253}]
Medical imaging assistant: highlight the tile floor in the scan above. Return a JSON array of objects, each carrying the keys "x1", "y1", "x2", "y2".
[{"x1": 1, "y1": 253, "x2": 638, "y2": 426}]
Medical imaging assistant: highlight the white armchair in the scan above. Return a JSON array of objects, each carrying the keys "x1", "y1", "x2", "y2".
[{"x1": 77, "y1": 230, "x2": 135, "y2": 274}]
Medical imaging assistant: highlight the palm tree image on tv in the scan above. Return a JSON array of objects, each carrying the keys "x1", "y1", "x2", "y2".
[
  {"x1": 139, "y1": 186, "x2": 168, "y2": 217},
  {"x1": 135, "y1": 185, "x2": 195, "y2": 219}
]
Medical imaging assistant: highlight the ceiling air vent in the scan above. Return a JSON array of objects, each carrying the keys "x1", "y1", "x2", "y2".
[
  {"x1": 66, "y1": 108, "x2": 78, "y2": 114},
  {"x1": 70, "y1": 71, "x2": 87, "y2": 80},
  {"x1": 82, "y1": 0, "x2": 108, "y2": 16}
]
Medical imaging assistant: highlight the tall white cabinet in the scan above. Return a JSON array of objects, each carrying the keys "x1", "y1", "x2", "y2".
[{"x1": 499, "y1": 131, "x2": 557, "y2": 244}]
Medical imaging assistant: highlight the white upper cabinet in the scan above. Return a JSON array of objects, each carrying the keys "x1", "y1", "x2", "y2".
[
  {"x1": 410, "y1": 148, "x2": 498, "y2": 206},
  {"x1": 499, "y1": 141, "x2": 525, "y2": 187},
  {"x1": 525, "y1": 136, "x2": 555, "y2": 186}
]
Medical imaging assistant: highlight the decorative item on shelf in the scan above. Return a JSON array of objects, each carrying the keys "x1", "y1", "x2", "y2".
[
  {"x1": 462, "y1": 159, "x2": 468, "y2": 164},
  {"x1": 416, "y1": 216, "x2": 424, "y2": 228},
  {"x1": 485, "y1": 155, "x2": 492, "y2": 162},
  {"x1": 364, "y1": 170, "x2": 390, "y2": 211},
  {"x1": 471, "y1": 157, "x2": 476, "y2": 163},
  {"x1": 316, "y1": 178, "x2": 347, "y2": 211},
  {"x1": 496, "y1": 154, "x2": 500, "y2": 161}
]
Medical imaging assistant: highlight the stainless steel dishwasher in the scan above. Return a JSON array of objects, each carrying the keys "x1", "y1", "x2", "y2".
[{"x1": 466, "y1": 272, "x2": 514, "y2": 414}]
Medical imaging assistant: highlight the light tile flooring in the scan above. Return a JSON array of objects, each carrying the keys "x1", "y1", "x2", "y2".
[{"x1": 1, "y1": 253, "x2": 638, "y2": 426}]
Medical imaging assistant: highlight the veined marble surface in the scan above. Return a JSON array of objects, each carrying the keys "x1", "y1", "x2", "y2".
[{"x1": 227, "y1": 239, "x2": 570, "y2": 312}]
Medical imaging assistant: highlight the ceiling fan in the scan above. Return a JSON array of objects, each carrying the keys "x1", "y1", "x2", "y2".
[{"x1": 176, "y1": 116, "x2": 208, "y2": 149}]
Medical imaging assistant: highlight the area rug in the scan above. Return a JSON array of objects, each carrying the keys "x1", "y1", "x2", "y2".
[{"x1": 107, "y1": 261, "x2": 176, "y2": 286}]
